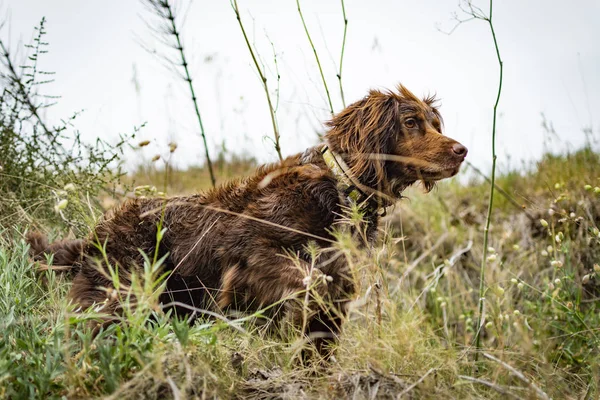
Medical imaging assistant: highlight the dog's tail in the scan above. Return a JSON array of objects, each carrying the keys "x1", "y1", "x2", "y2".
[{"x1": 26, "y1": 231, "x2": 85, "y2": 273}]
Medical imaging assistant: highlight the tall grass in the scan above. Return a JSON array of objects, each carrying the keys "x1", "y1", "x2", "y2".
[
  {"x1": 231, "y1": 0, "x2": 283, "y2": 160},
  {"x1": 452, "y1": 0, "x2": 505, "y2": 364},
  {"x1": 141, "y1": 0, "x2": 217, "y2": 187},
  {"x1": 2, "y1": 145, "x2": 598, "y2": 398},
  {"x1": 0, "y1": 18, "x2": 131, "y2": 233},
  {"x1": 1, "y1": 3, "x2": 599, "y2": 399}
]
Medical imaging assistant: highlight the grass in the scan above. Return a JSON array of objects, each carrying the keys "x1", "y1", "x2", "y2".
[{"x1": 1, "y1": 144, "x2": 599, "y2": 398}]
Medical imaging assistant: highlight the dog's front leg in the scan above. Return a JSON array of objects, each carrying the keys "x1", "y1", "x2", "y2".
[{"x1": 218, "y1": 246, "x2": 354, "y2": 357}]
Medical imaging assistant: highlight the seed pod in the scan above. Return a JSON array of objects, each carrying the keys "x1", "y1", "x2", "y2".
[
  {"x1": 138, "y1": 140, "x2": 150, "y2": 147},
  {"x1": 566, "y1": 302, "x2": 573, "y2": 310},
  {"x1": 56, "y1": 199, "x2": 68, "y2": 210}
]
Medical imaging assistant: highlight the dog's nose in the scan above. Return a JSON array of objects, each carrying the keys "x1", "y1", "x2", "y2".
[{"x1": 452, "y1": 143, "x2": 468, "y2": 158}]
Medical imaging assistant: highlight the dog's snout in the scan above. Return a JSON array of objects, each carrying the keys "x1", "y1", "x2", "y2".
[{"x1": 452, "y1": 143, "x2": 468, "y2": 158}]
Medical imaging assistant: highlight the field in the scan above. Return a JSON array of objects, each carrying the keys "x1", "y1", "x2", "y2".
[
  {"x1": 2, "y1": 1, "x2": 599, "y2": 398},
  {"x1": 1, "y1": 145, "x2": 599, "y2": 399}
]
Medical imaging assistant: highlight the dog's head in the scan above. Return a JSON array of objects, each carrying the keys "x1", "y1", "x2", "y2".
[{"x1": 325, "y1": 84, "x2": 467, "y2": 201}]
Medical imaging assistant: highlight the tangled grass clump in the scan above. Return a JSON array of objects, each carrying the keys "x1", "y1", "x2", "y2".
[{"x1": 0, "y1": 18, "x2": 133, "y2": 234}]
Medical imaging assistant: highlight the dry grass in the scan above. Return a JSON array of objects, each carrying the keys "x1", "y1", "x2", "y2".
[{"x1": 1, "y1": 145, "x2": 599, "y2": 398}]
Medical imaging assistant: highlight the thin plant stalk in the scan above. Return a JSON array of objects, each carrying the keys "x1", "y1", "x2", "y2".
[
  {"x1": 0, "y1": 21, "x2": 53, "y2": 136},
  {"x1": 296, "y1": 0, "x2": 335, "y2": 115},
  {"x1": 163, "y1": 3, "x2": 216, "y2": 187},
  {"x1": 337, "y1": 0, "x2": 348, "y2": 107},
  {"x1": 231, "y1": 0, "x2": 283, "y2": 161},
  {"x1": 473, "y1": 0, "x2": 503, "y2": 363}
]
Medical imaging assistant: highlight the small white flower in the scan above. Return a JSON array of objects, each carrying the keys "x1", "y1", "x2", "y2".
[
  {"x1": 541, "y1": 250, "x2": 549, "y2": 257},
  {"x1": 513, "y1": 310, "x2": 520, "y2": 316},
  {"x1": 551, "y1": 260, "x2": 563, "y2": 268},
  {"x1": 487, "y1": 247, "x2": 495, "y2": 253},
  {"x1": 517, "y1": 282, "x2": 524, "y2": 290},
  {"x1": 594, "y1": 264, "x2": 600, "y2": 273},
  {"x1": 554, "y1": 278, "x2": 562, "y2": 286},
  {"x1": 302, "y1": 276, "x2": 311, "y2": 287},
  {"x1": 487, "y1": 254, "x2": 497, "y2": 262},
  {"x1": 582, "y1": 274, "x2": 590, "y2": 284},
  {"x1": 511, "y1": 278, "x2": 518, "y2": 284}
]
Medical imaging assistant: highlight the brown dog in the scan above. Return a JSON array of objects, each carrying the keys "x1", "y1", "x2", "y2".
[{"x1": 28, "y1": 84, "x2": 467, "y2": 354}]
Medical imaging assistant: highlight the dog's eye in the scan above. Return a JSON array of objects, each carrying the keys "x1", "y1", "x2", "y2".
[{"x1": 404, "y1": 118, "x2": 417, "y2": 129}]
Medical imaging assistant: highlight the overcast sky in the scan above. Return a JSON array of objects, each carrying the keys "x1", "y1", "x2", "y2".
[{"x1": 5, "y1": 0, "x2": 600, "y2": 173}]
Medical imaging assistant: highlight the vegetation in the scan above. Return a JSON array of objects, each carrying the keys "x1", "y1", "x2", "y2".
[
  {"x1": 1, "y1": 4, "x2": 599, "y2": 399},
  {"x1": 1, "y1": 145, "x2": 599, "y2": 399},
  {"x1": 0, "y1": 18, "x2": 132, "y2": 235}
]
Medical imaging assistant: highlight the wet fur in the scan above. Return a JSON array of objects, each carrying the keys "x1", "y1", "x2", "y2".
[{"x1": 27, "y1": 84, "x2": 467, "y2": 355}]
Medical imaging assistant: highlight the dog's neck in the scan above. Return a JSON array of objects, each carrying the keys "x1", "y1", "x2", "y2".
[
  {"x1": 320, "y1": 143, "x2": 416, "y2": 210},
  {"x1": 320, "y1": 145, "x2": 391, "y2": 214},
  {"x1": 321, "y1": 146, "x2": 365, "y2": 201}
]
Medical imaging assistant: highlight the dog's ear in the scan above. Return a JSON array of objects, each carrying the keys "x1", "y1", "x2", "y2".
[{"x1": 326, "y1": 90, "x2": 400, "y2": 187}]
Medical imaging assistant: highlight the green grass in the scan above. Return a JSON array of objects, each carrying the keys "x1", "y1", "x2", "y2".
[{"x1": 1, "y1": 146, "x2": 599, "y2": 399}]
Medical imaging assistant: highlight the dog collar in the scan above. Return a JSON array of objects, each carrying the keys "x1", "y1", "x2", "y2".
[{"x1": 321, "y1": 145, "x2": 382, "y2": 215}]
